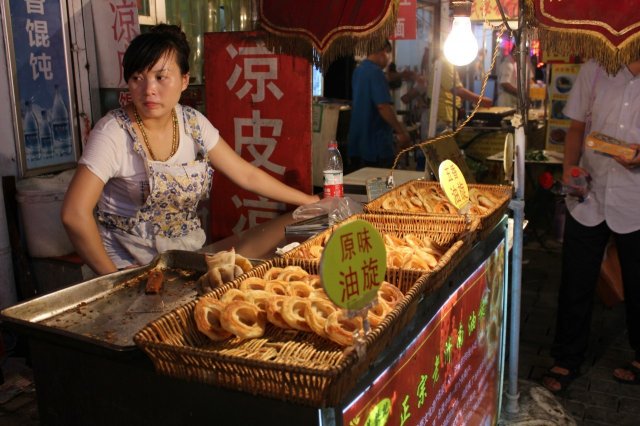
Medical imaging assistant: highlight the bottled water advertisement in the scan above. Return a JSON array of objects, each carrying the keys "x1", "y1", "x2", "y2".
[{"x1": 5, "y1": 0, "x2": 77, "y2": 175}]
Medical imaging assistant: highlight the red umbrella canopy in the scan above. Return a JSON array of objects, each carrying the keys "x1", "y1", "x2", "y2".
[
  {"x1": 259, "y1": 0, "x2": 398, "y2": 69},
  {"x1": 527, "y1": 0, "x2": 640, "y2": 73}
]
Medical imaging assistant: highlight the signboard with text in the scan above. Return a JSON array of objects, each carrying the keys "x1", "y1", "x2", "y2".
[
  {"x1": 3, "y1": 0, "x2": 79, "y2": 176},
  {"x1": 204, "y1": 31, "x2": 312, "y2": 240},
  {"x1": 343, "y1": 241, "x2": 506, "y2": 426},
  {"x1": 320, "y1": 220, "x2": 387, "y2": 311},
  {"x1": 546, "y1": 64, "x2": 581, "y2": 153},
  {"x1": 390, "y1": 0, "x2": 417, "y2": 40}
]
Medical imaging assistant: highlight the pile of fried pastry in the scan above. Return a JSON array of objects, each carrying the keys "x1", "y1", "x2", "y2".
[
  {"x1": 194, "y1": 265, "x2": 404, "y2": 346},
  {"x1": 290, "y1": 233, "x2": 446, "y2": 272},
  {"x1": 378, "y1": 183, "x2": 501, "y2": 215}
]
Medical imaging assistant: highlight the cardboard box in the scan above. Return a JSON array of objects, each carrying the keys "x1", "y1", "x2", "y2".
[{"x1": 585, "y1": 132, "x2": 637, "y2": 161}]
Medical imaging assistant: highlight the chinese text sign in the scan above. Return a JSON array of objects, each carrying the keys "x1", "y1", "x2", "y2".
[
  {"x1": 8, "y1": 0, "x2": 77, "y2": 174},
  {"x1": 343, "y1": 241, "x2": 506, "y2": 426},
  {"x1": 205, "y1": 31, "x2": 312, "y2": 240}
]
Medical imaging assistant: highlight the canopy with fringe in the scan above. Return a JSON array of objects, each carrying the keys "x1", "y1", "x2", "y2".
[
  {"x1": 258, "y1": 0, "x2": 398, "y2": 70},
  {"x1": 527, "y1": 0, "x2": 640, "y2": 74}
]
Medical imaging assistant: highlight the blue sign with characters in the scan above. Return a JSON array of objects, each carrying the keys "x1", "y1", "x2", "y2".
[{"x1": 6, "y1": 0, "x2": 77, "y2": 175}]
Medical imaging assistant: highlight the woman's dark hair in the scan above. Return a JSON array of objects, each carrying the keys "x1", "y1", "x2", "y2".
[{"x1": 123, "y1": 24, "x2": 190, "y2": 82}]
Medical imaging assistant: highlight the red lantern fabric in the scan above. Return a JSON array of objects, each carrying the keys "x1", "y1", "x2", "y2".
[
  {"x1": 527, "y1": 0, "x2": 640, "y2": 73},
  {"x1": 258, "y1": 0, "x2": 397, "y2": 68}
]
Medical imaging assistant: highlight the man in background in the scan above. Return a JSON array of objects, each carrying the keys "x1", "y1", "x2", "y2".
[{"x1": 348, "y1": 40, "x2": 411, "y2": 172}]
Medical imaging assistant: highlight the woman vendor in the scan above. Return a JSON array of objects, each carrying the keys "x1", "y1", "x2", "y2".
[{"x1": 61, "y1": 24, "x2": 319, "y2": 275}]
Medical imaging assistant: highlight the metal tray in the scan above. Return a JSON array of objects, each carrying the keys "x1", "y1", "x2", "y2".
[{"x1": 0, "y1": 250, "x2": 208, "y2": 355}]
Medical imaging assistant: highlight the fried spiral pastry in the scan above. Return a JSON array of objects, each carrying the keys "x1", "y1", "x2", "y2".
[
  {"x1": 276, "y1": 266, "x2": 309, "y2": 282},
  {"x1": 265, "y1": 280, "x2": 290, "y2": 296},
  {"x1": 220, "y1": 300, "x2": 266, "y2": 339},
  {"x1": 220, "y1": 288, "x2": 248, "y2": 304},
  {"x1": 367, "y1": 300, "x2": 391, "y2": 328},
  {"x1": 244, "y1": 290, "x2": 272, "y2": 313},
  {"x1": 378, "y1": 282, "x2": 404, "y2": 310},
  {"x1": 288, "y1": 281, "x2": 314, "y2": 298},
  {"x1": 194, "y1": 298, "x2": 233, "y2": 341},
  {"x1": 282, "y1": 297, "x2": 312, "y2": 332},
  {"x1": 305, "y1": 299, "x2": 337, "y2": 338},
  {"x1": 325, "y1": 310, "x2": 363, "y2": 346},
  {"x1": 263, "y1": 267, "x2": 284, "y2": 280},
  {"x1": 266, "y1": 295, "x2": 291, "y2": 329},
  {"x1": 239, "y1": 276, "x2": 268, "y2": 292}
]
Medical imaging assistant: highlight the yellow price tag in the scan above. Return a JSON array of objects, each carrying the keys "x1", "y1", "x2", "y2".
[
  {"x1": 319, "y1": 220, "x2": 387, "y2": 310},
  {"x1": 438, "y1": 160, "x2": 471, "y2": 213}
]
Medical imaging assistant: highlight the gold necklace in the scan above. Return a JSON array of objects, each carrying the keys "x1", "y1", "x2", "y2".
[{"x1": 134, "y1": 107, "x2": 178, "y2": 161}]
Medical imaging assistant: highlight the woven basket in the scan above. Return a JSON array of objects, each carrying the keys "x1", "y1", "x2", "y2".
[
  {"x1": 364, "y1": 180, "x2": 512, "y2": 238},
  {"x1": 134, "y1": 257, "x2": 429, "y2": 407},
  {"x1": 284, "y1": 213, "x2": 479, "y2": 293}
]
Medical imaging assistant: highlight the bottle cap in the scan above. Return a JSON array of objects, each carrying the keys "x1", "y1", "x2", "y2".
[
  {"x1": 570, "y1": 167, "x2": 580, "y2": 177},
  {"x1": 328, "y1": 141, "x2": 338, "y2": 148}
]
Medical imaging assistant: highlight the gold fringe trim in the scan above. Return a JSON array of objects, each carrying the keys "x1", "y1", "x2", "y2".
[
  {"x1": 260, "y1": 0, "x2": 398, "y2": 70},
  {"x1": 525, "y1": 0, "x2": 640, "y2": 74}
]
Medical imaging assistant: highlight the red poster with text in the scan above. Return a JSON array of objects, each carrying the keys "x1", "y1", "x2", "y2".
[
  {"x1": 204, "y1": 31, "x2": 312, "y2": 240},
  {"x1": 343, "y1": 242, "x2": 506, "y2": 426},
  {"x1": 390, "y1": 0, "x2": 417, "y2": 40}
]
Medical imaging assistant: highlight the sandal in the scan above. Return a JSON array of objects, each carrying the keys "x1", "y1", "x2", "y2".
[
  {"x1": 542, "y1": 366, "x2": 578, "y2": 394},
  {"x1": 612, "y1": 361, "x2": 640, "y2": 385}
]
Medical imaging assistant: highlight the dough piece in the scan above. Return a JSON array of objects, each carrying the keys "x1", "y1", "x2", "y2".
[
  {"x1": 239, "y1": 276, "x2": 268, "y2": 292},
  {"x1": 220, "y1": 288, "x2": 248, "y2": 305},
  {"x1": 244, "y1": 290, "x2": 272, "y2": 313},
  {"x1": 282, "y1": 297, "x2": 312, "y2": 332},
  {"x1": 324, "y1": 310, "x2": 363, "y2": 346},
  {"x1": 288, "y1": 281, "x2": 314, "y2": 298},
  {"x1": 378, "y1": 282, "x2": 404, "y2": 310},
  {"x1": 266, "y1": 295, "x2": 291, "y2": 329},
  {"x1": 220, "y1": 300, "x2": 266, "y2": 339},
  {"x1": 234, "y1": 253, "x2": 253, "y2": 274},
  {"x1": 265, "y1": 280, "x2": 290, "y2": 296},
  {"x1": 305, "y1": 299, "x2": 337, "y2": 338},
  {"x1": 276, "y1": 266, "x2": 309, "y2": 282},
  {"x1": 194, "y1": 298, "x2": 233, "y2": 341}
]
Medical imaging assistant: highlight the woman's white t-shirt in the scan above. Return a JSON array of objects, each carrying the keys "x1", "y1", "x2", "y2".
[{"x1": 79, "y1": 104, "x2": 220, "y2": 219}]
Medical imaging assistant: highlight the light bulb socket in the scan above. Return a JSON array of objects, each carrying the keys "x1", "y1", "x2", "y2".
[{"x1": 450, "y1": 1, "x2": 472, "y2": 17}]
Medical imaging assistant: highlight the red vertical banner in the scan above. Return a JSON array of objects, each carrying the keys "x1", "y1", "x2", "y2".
[
  {"x1": 343, "y1": 241, "x2": 506, "y2": 425},
  {"x1": 204, "y1": 31, "x2": 312, "y2": 240},
  {"x1": 390, "y1": 0, "x2": 417, "y2": 40}
]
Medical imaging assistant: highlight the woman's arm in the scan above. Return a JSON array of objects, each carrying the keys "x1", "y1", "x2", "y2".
[
  {"x1": 61, "y1": 165, "x2": 118, "y2": 275},
  {"x1": 208, "y1": 137, "x2": 320, "y2": 205}
]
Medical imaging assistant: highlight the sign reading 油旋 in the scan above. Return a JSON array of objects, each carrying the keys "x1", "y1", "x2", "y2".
[
  {"x1": 320, "y1": 220, "x2": 387, "y2": 311},
  {"x1": 343, "y1": 241, "x2": 506, "y2": 425},
  {"x1": 4, "y1": 0, "x2": 78, "y2": 176}
]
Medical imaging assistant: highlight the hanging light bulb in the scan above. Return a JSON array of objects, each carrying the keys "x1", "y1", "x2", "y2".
[{"x1": 443, "y1": 1, "x2": 478, "y2": 66}]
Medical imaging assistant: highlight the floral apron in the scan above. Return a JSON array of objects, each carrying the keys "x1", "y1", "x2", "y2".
[{"x1": 97, "y1": 107, "x2": 213, "y2": 267}]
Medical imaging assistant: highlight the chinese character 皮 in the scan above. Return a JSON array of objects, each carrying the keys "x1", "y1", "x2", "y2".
[{"x1": 233, "y1": 110, "x2": 285, "y2": 175}]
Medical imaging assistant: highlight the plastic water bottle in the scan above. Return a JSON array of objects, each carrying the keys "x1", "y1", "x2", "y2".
[
  {"x1": 569, "y1": 167, "x2": 589, "y2": 201},
  {"x1": 323, "y1": 140, "x2": 344, "y2": 198},
  {"x1": 23, "y1": 101, "x2": 41, "y2": 161},
  {"x1": 51, "y1": 85, "x2": 71, "y2": 156},
  {"x1": 39, "y1": 110, "x2": 53, "y2": 159}
]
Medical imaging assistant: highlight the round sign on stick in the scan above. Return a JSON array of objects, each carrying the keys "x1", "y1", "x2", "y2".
[
  {"x1": 438, "y1": 160, "x2": 471, "y2": 213},
  {"x1": 503, "y1": 132, "x2": 514, "y2": 180},
  {"x1": 319, "y1": 220, "x2": 387, "y2": 311}
]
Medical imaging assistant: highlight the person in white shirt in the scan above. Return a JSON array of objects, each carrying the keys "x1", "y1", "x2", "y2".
[
  {"x1": 543, "y1": 59, "x2": 640, "y2": 393},
  {"x1": 496, "y1": 48, "x2": 517, "y2": 108},
  {"x1": 61, "y1": 24, "x2": 318, "y2": 275}
]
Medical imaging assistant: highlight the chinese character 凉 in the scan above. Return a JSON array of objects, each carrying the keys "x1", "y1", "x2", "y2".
[{"x1": 225, "y1": 44, "x2": 283, "y2": 103}]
